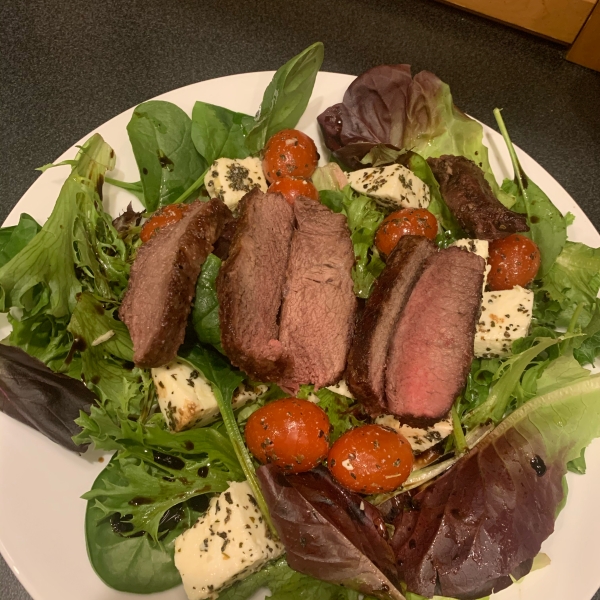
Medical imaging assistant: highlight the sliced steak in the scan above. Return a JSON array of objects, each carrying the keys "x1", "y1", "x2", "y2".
[
  {"x1": 346, "y1": 236, "x2": 435, "y2": 416},
  {"x1": 278, "y1": 197, "x2": 356, "y2": 392},
  {"x1": 385, "y1": 247, "x2": 485, "y2": 424},
  {"x1": 120, "y1": 199, "x2": 231, "y2": 368},
  {"x1": 217, "y1": 189, "x2": 295, "y2": 382},
  {"x1": 428, "y1": 155, "x2": 529, "y2": 241}
]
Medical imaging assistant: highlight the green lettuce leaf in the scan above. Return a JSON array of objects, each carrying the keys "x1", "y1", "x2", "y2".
[
  {"x1": 320, "y1": 186, "x2": 385, "y2": 298},
  {"x1": 538, "y1": 242, "x2": 600, "y2": 328},
  {"x1": 494, "y1": 109, "x2": 566, "y2": 276},
  {"x1": 244, "y1": 42, "x2": 324, "y2": 154},
  {"x1": 0, "y1": 214, "x2": 41, "y2": 268},
  {"x1": 219, "y1": 556, "x2": 364, "y2": 600},
  {"x1": 127, "y1": 100, "x2": 207, "y2": 211}
]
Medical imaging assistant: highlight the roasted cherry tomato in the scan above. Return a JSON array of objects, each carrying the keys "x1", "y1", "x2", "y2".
[
  {"x1": 140, "y1": 204, "x2": 189, "y2": 243},
  {"x1": 262, "y1": 129, "x2": 319, "y2": 183},
  {"x1": 487, "y1": 233, "x2": 541, "y2": 291},
  {"x1": 375, "y1": 208, "x2": 438, "y2": 257},
  {"x1": 328, "y1": 424, "x2": 413, "y2": 494},
  {"x1": 268, "y1": 177, "x2": 319, "y2": 205},
  {"x1": 245, "y1": 398, "x2": 331, "y2": 473}
]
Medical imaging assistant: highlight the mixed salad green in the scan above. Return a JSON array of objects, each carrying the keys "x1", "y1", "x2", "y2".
[{"x1": 1, "y1": 41, "x2": 600, "y2": 599}]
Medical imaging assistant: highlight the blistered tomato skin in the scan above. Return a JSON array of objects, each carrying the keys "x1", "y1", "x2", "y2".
[
  {"x1": 140, "y1": 204, "x2": 189, "y2": 243},
  {"x1": 487, "y1": 234, "x2": 541, "y2": 291},
  {"x1": 262, "y1": 129, "x2": 319, "y2": 183},
  {"x1": 375, "y1": 208, "x2": 438, "y2": 257},
  {"x1": 328, "y1": 424, "x2": 414, "y2": 494},
  {"x1": 268, "y1": 177, "x2": 319, "y2": 205},
  {"x1": 245, "y1": 398, "x2": 331, "y2": 473}
]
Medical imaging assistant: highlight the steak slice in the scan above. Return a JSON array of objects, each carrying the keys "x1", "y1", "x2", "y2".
[
  {"x1": 278, "y1": 197, "x2": 356, "y2": 392},
  {"x1": 385, "y1": 247, "x2": 485, "y2": 424},
  {"x1": 347, "y1": 236, "x2": 435, "y2": 416},
  {"x1": 120, "y1": 199, "x2": 231, "y2": 368},
  {"x1": 217, "y1": 189, "x2": 295, "y2": 382},
  {"x1": 428, "y1": 155, "x2": 529, "y2": 241}
]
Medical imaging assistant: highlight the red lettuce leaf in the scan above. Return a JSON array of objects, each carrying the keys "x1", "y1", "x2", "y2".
[
  {"x1": 317, "y1": 65, "x2": 446, "y2": 169},
  {"x1": 257, "y1": 464, "x2": 404, "y2": 600},
  {"x1": 392, "y1": 375, "x2": 600, "y2": 599},
  {"x1": 0, "y1": 344, "x2": 94, "y2": 452}
]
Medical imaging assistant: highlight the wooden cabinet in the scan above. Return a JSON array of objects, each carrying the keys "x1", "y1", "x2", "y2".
[{"x1": 438, "y1": 0, "x2": 596, "y2": 43}]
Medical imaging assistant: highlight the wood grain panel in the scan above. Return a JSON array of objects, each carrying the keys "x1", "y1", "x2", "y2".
[
  {"x1": 437, "y1": 0, "x2": 596, "y2": 43},
  {"x1": 567, "y1": 2, "x2": 600, "y2": 71}
]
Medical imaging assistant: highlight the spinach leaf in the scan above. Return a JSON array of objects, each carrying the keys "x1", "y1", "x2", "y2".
[
  {"x1": 192, "y1": 253, "x2": 222, "y2": 350},
  {"x1": 127, "y1": 100, "x2": 207, "y2": 211},
  {"x1": 320, "y1": 186, "x2": 385, "y2": 298},
  {"x1": 192, "y1": 101, "x2": 251, "y2": 164},
  {"x1": 245, "y1": 42, "x2": 324, "y2": 154},
  {"x1": 494, "y1": 109, "x2": 566, "y2": 276},
  {"x1": 0, "y1": 214, "x2": 41, "y2": 268}
]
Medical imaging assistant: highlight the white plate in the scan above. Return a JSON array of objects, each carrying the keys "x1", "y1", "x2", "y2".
[{"x1": 1, "y1": 71, "x2": 599, "y2": 600}]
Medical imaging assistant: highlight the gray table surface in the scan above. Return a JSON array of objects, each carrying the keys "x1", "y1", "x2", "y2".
[{"x1": 1, "y1": 0, "x2": 599, "y2": 598}]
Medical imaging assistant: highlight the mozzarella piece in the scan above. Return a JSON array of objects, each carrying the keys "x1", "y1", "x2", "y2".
[
  {"x1": 347, "y1": 164, "x2": 430, "y2": 211},
  {"x1": 375, "y1": 414, "x2": 453, "y2": 453},
  {"x1": 474, "y1": 286, "x2": 534, "y2": 358},
  {"x1": 205, "y1": 157, "x2": 267, "y2": 210},
  {"x1": 153, "y1": 360, "x2": 264, "y2": 431},
  {"x1": 325, "y1": 379, "x2": 354, "y2": 399},
  {"x1": 451, "y1": 238, "x2": 490, "y2": 288},
  {"x1": 175, "y1": 481, "x2": 284, "y2": 600}
]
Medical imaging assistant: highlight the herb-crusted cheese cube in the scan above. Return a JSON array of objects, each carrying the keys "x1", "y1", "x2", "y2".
[
  {"x1": 205, "y1": 157, "x2": 267, "y2": 211},
  {"x1": 174, "y1": 481, "x2": 284, "y2": 600},
  {"x1": 153, "y1": 360, "x2": 264, "y2": 431},
  {"x1": 347, "y1": 164, "x2": 430, "y2": 211},
  {"x1": 375, "y1": 414, "x2": 453, "y2": 453},
  {"x1": 474, "y1": 286, "x2": 534, "y2": 358},
  {"x1": 451, "y1": 238, "x2": 490, "y2": 288}
]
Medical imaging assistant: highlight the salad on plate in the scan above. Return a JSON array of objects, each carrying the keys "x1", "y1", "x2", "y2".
[{"x1": 1, "y1": 41, "x2": 600, "y2": 600}]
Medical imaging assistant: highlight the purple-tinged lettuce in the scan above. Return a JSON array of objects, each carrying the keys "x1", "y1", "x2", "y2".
[{"x1": 392, "y1": 375, "x2": 600, "y2": 599}]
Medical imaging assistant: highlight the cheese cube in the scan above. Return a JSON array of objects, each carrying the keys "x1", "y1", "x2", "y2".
[
  {"x1": 474, "y1": 286, "x2": 534, "y2": 358},
  {"x1": 325, "y1": 379, "x2": 354, "y2": 399},
  {"x1": 347, "y1": 164, "x2": 430, "y2": 211},
  {"x1": 205, "y1": 157, "x2": 267, "y2": 211},
  {"x1": 174, "y1": 481, "x2": 284, "y2": 600},
  {"x1": 451, "y1": 238, "x2": 490, "y2": 288},
  {"x1": 375, "y1": 414, "x2": 453, "y2": 453},
  {"x1": 153, "y1": 360, "x2": 265, "y2": 431}
]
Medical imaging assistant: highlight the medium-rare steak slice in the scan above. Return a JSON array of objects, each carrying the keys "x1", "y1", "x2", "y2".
[
  {"x1": 428, "y1": 155, "x2": 529, "y2": 241},
  {"x1": 120, "y1": 198, "x2": 231, "y2": 368},
  {"x1": 278, "y1": 197, "x2": 356, "y2": 392},
  {"x1": 347, "y1": 236, "x2": 435, "y2": 416},
  {"x1": 217, "y1": 189, "x2": 295, "y2": 381},
  {"x1": 385, "y1": 247, "x2": 485, "y2": 424}
]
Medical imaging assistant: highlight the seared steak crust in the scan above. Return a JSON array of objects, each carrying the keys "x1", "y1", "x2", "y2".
[
  {"x1": 120, "y1": 199, "x2": 231, "y2": 368},
  {"x1": 428, "y1": 155, "x2": 529, "y2": 241},
  {"x1": 346, "y1": 236, "x2": 435, "y2": 416},
  {"x1": 278, "y1": 197, "x2": 356, "y2": 392},
  {"x1": 385, "y1": 247, "x2": 485, "y2": 424},
  {"x1": 217, "y1": 189, "x2": 295, "y2": 382}
]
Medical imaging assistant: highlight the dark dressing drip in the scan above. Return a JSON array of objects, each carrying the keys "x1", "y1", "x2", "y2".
[
  {"x1": 158, "y1": 504, "x2": 184, "y2": 533},
  {"x1": 110, "y1": 513, "x2": 144, "y2": 537},
  {"x1": 188, "y1": 494, "x2": 210, "y2": 514},
  {"x1": 129, "y1": 496, "x2": 153, "y2": 506},
  {"x1": 183, "y1": 441, "x2": 194, "y2": 451},
  {"x1": 530, "y1": 454, "x2": 546, "y2": 476},
  {"x1": 197, "y1": 466, "x2": 209, "y2": 478},
  {"x1": 153, "y1": 450, "x2": 185, "y2": 470},
  {"x1": 65, "y1": 337, "x2": 87, "y2": 365}
]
